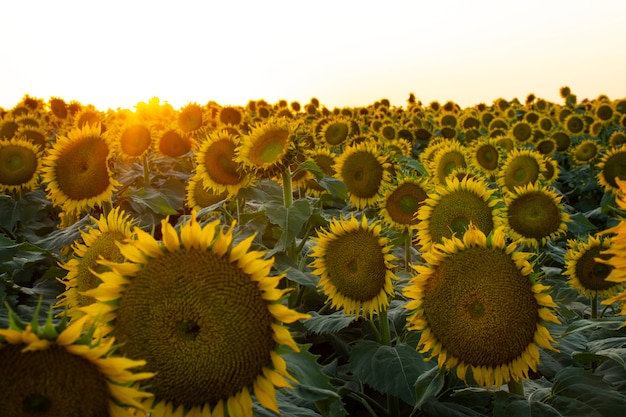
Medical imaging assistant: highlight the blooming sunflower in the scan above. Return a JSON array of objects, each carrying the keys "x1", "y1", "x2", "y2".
[
  {"x1": 185, "y1": 172, "x2": 230, "y2": 212},
  {"x1": 416, "y1": 176, "x2": 503, "y2": 253},
  {"x1": 467, "y1": 137, "x2": 504, "y2": 179},
  {"x1": 236, "y1": 118, "x2": 296, "y2": 179},
  {"x1": 510, "y1": 121, "x2": 534, "y2": 144},
  {"x1": 41, "y1": 124, "x2": 120, "y2": 215},
  {"x1": 309, "y1": 215, "x2": 397, "y2": 318},
  {"x1": 319, "y1": 117, "x2": 353, "y2": 147},
  {"x1": 157, "y1": 126, "x2": 193, "y2": 157},
  {"x1": 85, "y1": 214, "x2": 310, "y2": 416},
  {"x1": 379, "y1": 176, "x2": 430, "y2": 231},
  {"x1": 114, "y1": 118, "x2": 154, "y2": 160},
  {"x1": 496, "y1": 148, "x2": 546, "y2": 193},
  {"x1": 502, "y1": 183, "x2": 570, "y2": 248},
  {"x1": 428, "y1": 140, "x2": 468, "y2": 184},
  {"x1": 0, "y1": 137, "x2": 42, "y2": 194},
  {"x1": 404, "y1": 225, "x2": 560, "y2": 389},
  {"x1": 56, "y1": 207, "x2": 135, "y2": 321},
  {"x1": 596, "y1": 146, "x2": 626, "y2": 194},
  {"x1": 571, "y1": 139, "x2": 601, "y2": 166},
  {"x1": 177, "y1": 102, "x2": 207, "y2": 135},
  {"x1": 195, "y1": 130, "x2": 251, "y2": 195},
  {"x1": 303, "y1": 148, "x2": 337, "y2": 197},
  {"x1": 334, "y1": 141, "x2": 391, "y2": 209},
  {"x1": 218, "y1": 106, "x2": 243, "y2": 126},
  {"x1": 564, "y1": 113, "x2": 586, "y2": 135},
  {"x1": 609, "y1": 131, "x2": 626, "y2": 148},
  {"x1": 563, "y1": 235, "x2": 624, "y2": 299},
  {"x1": 0, "y1": 309, "x2": 153, "y2": 416}
]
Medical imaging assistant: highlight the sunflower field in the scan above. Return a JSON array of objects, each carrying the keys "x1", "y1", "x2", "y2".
[{"x1": 2, "y1": 89, "x2": 626, "y2": 416}]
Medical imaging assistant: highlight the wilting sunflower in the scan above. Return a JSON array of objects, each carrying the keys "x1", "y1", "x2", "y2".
[
  {"x1": 0, "y1": 309, "x2": 153, "y2": 416},
  {"x1": 236, "y1": 117, "x2": 296, "y2": 179},
  {"x1": 56, "y1": 207, "x2": 135, "y2": 322},
  {"x1": 309, "y1": 215, "x2": 397, "y2": 318},
  {"x1": 563, "y1": 235, "x2": 624, "y2": 299},
  {"x1": 195, "y1": 130, "x2": 251, "y2": 195},
  {"x1": 596, "y1": 146, "x2": 626, "y2": 194},
  {"x1": 571, "y1": 139, "x2": 601, "y2": 166},
  {"x1": 428, "y1": 140, "x2": 468, "y2": 184},
  {"x1": 379, "y1": 176, "x2": 430, "y2": 231},
  {"x1": 416, "y1": 176, "x2": 503, "y2": 253},
  {"x1": 502, "y1": 183, "x2": 570, "y2": 248},
  {"x1": 41, "y1": 124, "x2": 120, "y2": 214},
  {"x1": 334, "y1": 141, "x2": 391, "y2": 209},
  {"x1": 404, "y1": 225, "x2": 560, "y2": 389},
  {"x1": 467, "y1": 137, "x2": 504, "y2": 179},
  {"x1": 496, "y1": 147, "x2": 545, "y2": 193},
  {"x1": 85, "y1": 214, "x2": 310, "y2": 416},
  {"x1": 185, "y1": 172, "x2": 230, "y2": 212},
  {"x1": 0, "y1": 137, "x2": 42, "y2": 194}
]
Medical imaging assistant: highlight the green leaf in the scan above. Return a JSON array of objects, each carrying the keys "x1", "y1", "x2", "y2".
[
  {"x1": 318, "y1": 177, "x2": 348, "y2": 201},
  {"x1": 567, "y1": 212, "x2": 598, "y2": 236},
  {"x1": 419, "y1": 397, "x2": 488, "y2": 417},
  {"x1": 303, "y1": 311, "x2": 355, "y2": 335},
  {"x1": 265, "y1": 200, "x2": 311, "y2": 251},
  {"x1": 414, "y1": 365, "x2": 445, "y2": 409},
  {"x1": 560, "y1": 317, "x2": 625, "y2": 337},
  {"x1": 492, "y1": 391, "x2": 563, "y2": 417},
  {"x1": 293, "y1": 160, "x2": 324, "y2": 181},
  {"x1": 545, "y1": 367, "x2": 626, "y2": 417},
  {"x1": 128, "y1": 185, "x2": 179, "y2": 215},
  {"x1": 350, "y1": 340, "x2": 432, "y2": 405},
  {"x1": 572, "y1": 348, "x2": 626, "y2": 371}
]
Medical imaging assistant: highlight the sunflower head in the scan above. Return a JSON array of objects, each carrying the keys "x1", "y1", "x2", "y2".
[
  {"x1": 185, "y1": 172, "x2": 230, "y2": 212},
  {"x1": 0, "y1": 306, "x2": 153, "y2": 416},
  {"x1": 177, "y1": 102, "x2": 207, "y2": 134},
  {"x1": 511, "y1": 121, "x2": 534, "y2": 143},
  {"x1": 404, "y1": 225, "x2": 560, "y2": 389},
  {"x1": 84, "y1": 213, "x2": 310, "y2": 416},
  {"x1": 0, "y1": 137, "x2": 42, "y2": 194},
  {"x1": 609, "y1": 131, "x2": 626, "y2": 148},
  {"x1": 157, "y1": 126, "x2": 193, "y2": 157},
  {"x1": 320, "y1": 117, "x2": 353, "y2": 147},
  {"x1": 596, "y1": 146, "x2": 626, "y2": 194},
  {"x1": 380, "y1": 176, "x2": 430, "y2": 231},
  {"x1": 309, "y1": 214, "x2": 398, "y2": 318},
  {"x1": 496, "y1": 148, "x2": 545, "y2": 193},
  {"x1": 571, "y1": 139, "x2": 601, "y2": 166},
  {"x1": 428, "y1": 141, "x2": 468, "y2": 184},
  {"x1": 218, "y1": 106, "x2": 244, "y2": 126},
  {"x1": 468, "y1": 137, "x2": 504, "y2": 177},
  {"x1": 115, "y1": 119, "x2": 154, "y2": 160},
  {"x1": 564, "y1": 114, "x2": 586, "y2": 135}
]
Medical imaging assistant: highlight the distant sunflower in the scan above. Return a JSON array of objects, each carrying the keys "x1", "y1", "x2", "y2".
[
  {"x1": 218, "y1": 106, "x2": 243, "y2": 126},
  {"x1": 115, "y1": 119, "x2": 154, "y2": 160},
  {"x1": 0, "y1": 309, "x2": 153, "y2": 416},
  {"x1": 16, "y1": 125, "x2": 48, "y2": 149},
  {"x1": 416, "y1": 176, "x2": 503, "y2": 253},
  {"x1": 195, "y1": 130, "x2": 250, "y2": 195},
  {"x1": 404, "y1": 225, "x2": 560, "y2": 389},
  {"x1": 379, "y1": 176, "x2": 430, "y2": 231},
  {"x1": 429, "y1": 141, "x2": 468, "y2": 184},
  {"x1": 86, "y1": 214, "x2": 309, "y2": 416},
  {"x1": 185, "y1": 172, "x2": 230, "y2": 212},
  {"x1": 503, "y1": 183, "x2": 570, "y2": 248},
  {"x1": 535, "y1": 138, "x2": 557, "y2": 156},
  {"x1": 541, "y1": 156, "x2": 561, "y2": 184},
  {"x1": 157, "y1": 126, "x2": 193, "y2": 157},
  {"x1": 563, "y1": 235, "x2": 624, "y2": 299},
  {"x1": 467, "y1": 137, "x2": 504, "y2": 178},
  {"x1": 571, "y1": 139, "x2": 601, "y2": 166},
  {"x1": 510, "y1": 121, "x2": 534, "y2": 144},
  {"x1": 496, "y1": 148, "x2": 545, "y2": 193},
  {"x1": 0, "y1": 137, "x2": 42, "y2": 194},
  {"x1": 564, "y1": 114, "x2": 586, "y2": 135},
  {"x1": 334, "y1": 141, "x2": 391, "y2": 209},
  {"x1": 74, "y1": 105, "x2": 104, "y2": 130},
  {"x1": 609, "y1": 131, "x2": 626, "y2": 148},
  {"x1": 320, "y1": 117, "x2": 352, "y2": 147},
  {"x1": 552, "y1": 131, "x2": 571, "y2": 152},
  {"x1": 237, "y1": 118, "x2": 295, "y2": 178},
  {"x1": 41, "y1": 124, "x2": 120, "y2": 214},
  {"x1": 56, "y1": 207, "x2": 135, "y2": 322},
  {"x1": 596, "y1": 147, "x2": 626, "y2": 194},
  {"x1": 309, "y1": 215, "x2": 397, "y2": 318},
  {"x1": 177, "y1": 102, "x2": 206, "y2": 135}
]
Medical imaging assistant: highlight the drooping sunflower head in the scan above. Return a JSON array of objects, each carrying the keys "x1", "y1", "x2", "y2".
[
  {"x1": 571, "y1": 138, "x2": 602, "y2": 166},
  {"x1": 564, "y1": 235, "x2": 624, "y2": 299},
  {"x1": 48, "y1": 96, "x2": 69, "y2": 120},
  {"x1": 309, "y1": 214, "x2": 398, "y2": 318},
  {"x1": 85, "y1": 213, "x2": 310, "y2": 416},
  {"x1": 0, "y1": 137, "x2": 42, "y2": 194},
  {"x1": 56, "y1": 207, "x2": 135, "y2": 321},
  {"x1": 596, "y1": 146, "x2": 626, "y2": 194},
  {"x1": 503, "y1": 183, "x2": 570, "y2": 248},
  {"x1": 195, "y1": 130, "x2": 251, "y2": 195},
  {"x1": 0, "y1": 307, "x2": 154, "y2": 416},
  {"x1": 379, "y1": 176, "x2": 430, "y2": 231},
  {"x1": 236, "y1": 117, "x2": 297, "y2": 179},
  {"x1": 496, "y1": 147, "x2": 546, "y2": 193},
  {"x1": 334, "y1": 141, "x2": 392, "y2": 209},
  {"x1": 41, "y1": 124, "x2": 120, "y2": 215},
  {"x1": 416, "y1": 176, "x2": 504, "y2": 253},
  {"x1": 404, "y1": 225, "x2": 560, "y2": 389}
]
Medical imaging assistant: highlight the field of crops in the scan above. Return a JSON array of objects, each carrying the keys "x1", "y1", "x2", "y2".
[{"x1": 2, "y1": 88, "x2": 626, "y2": 416}]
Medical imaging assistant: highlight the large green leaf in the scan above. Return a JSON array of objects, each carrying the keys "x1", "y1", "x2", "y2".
[
  {"x1": 492, "y1": 391, "x2": 563, "y2": 417},
  {"x1": 350, "y1": 340, "x2": 432, "y2": 405},
  {"x1": 265, "y1": 200, "x2": 311, "y2": 252},
  {"x1": 414, "y1": 365, "x2": 445, "y2": 409},
  {"x1": 303, "y1": 311, "x2": 355, "y2": 335}
]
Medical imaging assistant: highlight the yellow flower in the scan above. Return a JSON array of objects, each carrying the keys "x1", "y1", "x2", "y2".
[
  {"x1": 596, "y1": 146, "x2": 626, "y2": 194},
  {"x1": 84, "y1": 213, "x2": 310, "y2": 416},
  {"x1": 309, "y1": 215, "x2": 397, "y2": 318},
  {"x1": 379, "y1": 176, "x2": 429, "y2": 231},
  {"x1": 496, "y1": 147, "x2": 546, "y2": 193},
  {"x1": 0, "y1": 137, "x2": 42, "y2": 193},
  {"x1": 570, "y1": 139, "x2": 601, "y2": 166},
  {"x1": 404, "y1": 225, "x2": 560, "y2": 389}
]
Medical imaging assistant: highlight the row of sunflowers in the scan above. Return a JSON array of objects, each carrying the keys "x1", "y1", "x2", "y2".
[{"x1": 2, "y1": 87, "x2": 626, "y2": 416}]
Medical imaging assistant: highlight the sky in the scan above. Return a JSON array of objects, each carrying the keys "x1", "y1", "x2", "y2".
[{"x1": 2, "y1": 0, "x2": 626, "y2": 111}]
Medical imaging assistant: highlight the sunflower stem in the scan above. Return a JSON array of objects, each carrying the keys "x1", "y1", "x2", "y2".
[
  {"x1": 591, "y1": 294, "x2": 598, "y2": 319},
  {"x1": 142, "y1": 154, "x2": 150, "y2": 186},
  {"x1": 507, "y1": 379, "x2": 525, "y2": 396},
  {"x1": 404, "y1": 228, "x2": 412, "y2": 271},
  {"x1": 282, "y1": 166, "x2": 293, "y2": 208},
  {"x1": 378, "y1": 309, "x2": 392, "y2": 346}
]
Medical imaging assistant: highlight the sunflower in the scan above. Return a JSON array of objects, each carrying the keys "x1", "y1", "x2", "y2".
[
  {"x1": 16, "y1": 124, "x2": 49, "y2": 149},
  {"x1": 0, "y1": 137, "x2": 42, "y2": 194},
  {"x1": 0, "y1": 309, "x2": 153, "y2": 416},
  {"x1": 195, "y1": 130, "x2": 251, "y2": 195},
  {"x1": 541, "y1": 156, "x2": 561, "y2": 184},
  {"x1": 404, "y1": 225, "x2": 560, "y2": 389},
  {"x1": 563, "y1": 235, "x2": 624, "y2": 299},
  {"x1": 502, "y1": 183, "x2": 570, "y2": 248},
  {"x1": 496, "y1": 148, "x2": 545, "y2": 193},
  {"x1": 74, "y1": 105, "x2": 104, "y2": 130},
  {"x1": 379, "y1": 176, "x2": 430, "y2": 231},
  {"x1": 218, "y1": 106, "x2": 244, "y2": 126},
  {"x1": 303, "y1": 147, "x2": 337, "y2": 197},
  {"x1": 319, "y1": 117, "x2": 353, "y2": 147},
  {"x1": 177, "y1": 102, "x2": 207, "y2": 135},
  {"x1": 467, "y1": 137, "x2": 504, "y2": 179},
  {"x1": 41, "y1": 124, "x2": 120, "y2": 215},
  {"x1": 429, "y1": 140, "x2": 468, "y2": 184},
  {"x1": 185, "y1": 172, "x2": 230, "y2": 212},
  {"x1": 609, "y1": 131, "x2": 626, "y2": 148},
  {"x1": 236, "y1": 117, "x2": 296, "y2": 179},
  {"x1": 49, "y1": 96, "x2": 69, "y2": 121},
  {"x1": 56, "y1": 207, "x2": 135, "y2": 321},
  {"x1": 157, "y1": 126, "x2": 193, "y2": 157},
  {"x1": 309, "y1": 215, "x2": 397, "y2": 318},
  {"x1": 571, "y1": 139, "x2": 601, "y2": 166},
  {"x1": 596, "y1": 146, "x2": 626, "y2": 194},
  {"x1": 114, "y1": 118, "x2": 154, "y2": 160},
  {"x1": 416, "y1": 176, "x2": 503, "y2": 253},
  {"x1": 510, "y1": 121, "x2": 534, "y2": 144},
  {"x1": 564, "y1": 114, "x2": 586, "y2": 135},
  {"x1": 334, "y1": 141, "x2": 391, "y2": 209},
  {"x1": 84, "y1": 214, "x2": 310, "y2": 416}
]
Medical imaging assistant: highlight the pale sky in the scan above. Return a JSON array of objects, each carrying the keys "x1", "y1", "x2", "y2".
[{"x1": 2, "y1": 0, "x2": 625, "y2": 111}]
